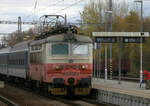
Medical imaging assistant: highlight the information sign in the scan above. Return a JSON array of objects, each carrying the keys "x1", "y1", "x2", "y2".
[
  {"x1": 95, "y1": 37, "x2": 117, "y2": 43},
  {"x1": 123, "y1": 37, "x2": 145, "y2": 43}
]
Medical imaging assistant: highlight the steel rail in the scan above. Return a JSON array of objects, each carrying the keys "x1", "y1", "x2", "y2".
[{"x1": 0, "y1": 95, "x2": 18, "y2": 106}]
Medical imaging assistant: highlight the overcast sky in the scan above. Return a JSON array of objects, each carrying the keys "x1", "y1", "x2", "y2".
[
  {"x1": 0, "y1": 0, "x2": 88, "y2": 37},
  {"x1": 0, "y1": 0, "x2": 150, "y2": 38}
]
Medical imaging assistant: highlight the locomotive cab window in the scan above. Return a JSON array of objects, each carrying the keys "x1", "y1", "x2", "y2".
[
  {"x1": 72, "y1": 44, "x2": 89, "y2": 55},
  {"x1": 51, "y1": 43, "x2": 69, "y2": 55}
]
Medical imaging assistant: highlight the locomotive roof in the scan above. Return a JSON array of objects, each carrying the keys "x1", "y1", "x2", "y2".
[
  {"x1": 0, "y1": 40, "x2": 31, "y2": 54},
  {"x1": 30, "y1": 34, "x2": 92, "y2": 45},
  {"x1": 0, "y1": 34, "x2": 92, "y2": 53},
  {"x1": 10, "y1": 40, "x2": 31, "y2": 52},
  {"x1": 47, "y1": 34, "x2": 92, "y2": 42},
  {"x1": 0, "y1": 47, "x2": 11, "y2": 54}
]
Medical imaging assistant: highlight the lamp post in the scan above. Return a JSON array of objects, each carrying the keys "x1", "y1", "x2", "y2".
[
  {"x1": 105, "y1": 11, "x2": 112, "y2": 81},
  {"x1": 109, "y1": 0, "x2": 113, "y2": 80},
  {"x1": 105, "y1": 43, "x2": 107, "y2": 81},
  {"x1": 134, "y1": 0, "x2": 143, "y2": 84}
]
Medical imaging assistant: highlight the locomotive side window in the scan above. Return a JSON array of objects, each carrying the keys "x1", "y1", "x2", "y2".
[
  {"x1": 52, "y1": 44, "x2": 69, "y2": 55},
  {"x1": 72, "y1": 44, "x2": 89, "y2": 55},
  {"x1": 31, "y1": 45, "x2": 42, "y2": 51}
]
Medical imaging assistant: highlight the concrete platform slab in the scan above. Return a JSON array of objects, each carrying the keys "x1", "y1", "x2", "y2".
[
  {"x1": 92, "y1": 78, "x2": 150, "y2": 99},
  {"x1": 92, "y1": 78, "x2": 150, "y2": 106}
]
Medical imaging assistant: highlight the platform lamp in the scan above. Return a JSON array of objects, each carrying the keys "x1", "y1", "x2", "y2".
[
  {"x1": 104, "y1": 11, "x2": 112, "y2": 81},
  {"x1": 134, "y1": 0, "x2": 143, "y2": 85}
]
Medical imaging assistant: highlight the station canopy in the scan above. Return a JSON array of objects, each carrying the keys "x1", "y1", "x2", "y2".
[{"x1": 92, "y1": 32, "x2": 149, "y2": 37}]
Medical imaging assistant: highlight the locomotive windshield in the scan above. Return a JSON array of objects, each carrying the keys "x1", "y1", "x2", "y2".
[
  {"x1": 52, "y1": 44, "x2": 69, "y2": 55},
  {"x1": 51, "y1": 43, "x2": 89, "y2": 56},
  {"x1": 72, "y1": 44, "x2": 89, "y2": 55}
]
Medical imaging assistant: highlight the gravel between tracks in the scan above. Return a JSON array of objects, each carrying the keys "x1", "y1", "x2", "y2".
[
  {"x1": 0, "y1": 101, "x2": 8, "y2": 106},
  {"x1": 0, "y1": 85, "x2": 69, "y2": 106},
  {"x1": 0, "y1": 84, "x2": 113, "y2": 106}
]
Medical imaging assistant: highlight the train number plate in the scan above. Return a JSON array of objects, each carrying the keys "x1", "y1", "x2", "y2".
[{"x1": 63, "y1": 72, "x2": 79, "y2": 76}]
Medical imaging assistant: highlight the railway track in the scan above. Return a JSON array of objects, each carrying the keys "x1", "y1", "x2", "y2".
[
  {"x1": 0, "y1": 95, "x2": 18, "y2": 106},
  {"x1": 28, "y1": 87, "x2": 114, "y2": 106},
  {"x1": 46, "y1": 96, "x2": 96, "y2": 106},
  {"x1": 0, "y1": 76, "x2": 139, "y2": 106},
  {"x1": 81, "y1": 98, "x2": 119, "y2": 106},
  {"x1": 0, "y1": 84, "x2": 70, "y2": 106},
  {"x1": 49, "y1": 96, "x2": 118, "y2": 106},
  {"x1": 4, "y1": 82, "x2": 116, "y2": 106}
]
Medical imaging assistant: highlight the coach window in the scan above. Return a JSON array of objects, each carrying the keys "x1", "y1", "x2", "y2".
[
  {"x1": 31, "y1": 46, "x2": 34, "y2": 51},
  {"x1": 39, "y1": 45, "x2": 42, "y2": 50},
  {"x1": 51, "y1": 43, "x2": 69, "y2": 55},
  {"x1": 32, "y1": 46, "x2": 35, "y2": 50},
  {"x1": 22, "y1": 60, "x2": 24, "y2": 65},
  {"x1": 35, "y1": 45, "x2": 37, "y2": 50},
  {"x1": 20, "y1": 59, "x2": 22, "y2": 65},
  {"x1": 18, "y1": 60, "x2": 20, "y2": 65}
]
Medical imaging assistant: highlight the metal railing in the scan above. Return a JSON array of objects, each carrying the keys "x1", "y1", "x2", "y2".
[{"x1": 94, "y1": 89, "x2": 150, "y2": 106}]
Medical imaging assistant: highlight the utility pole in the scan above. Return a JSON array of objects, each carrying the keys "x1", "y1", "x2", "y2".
[
  {"x1": 65, "y1": 14, "x2": 67, "y2": 26},
  {"x1": 140, "y1": 0, "x2": 143, "y2": 85},
  {"x1": 139, "y1": 1, "x2": 143, "y2": 84},
  {"x1": 18, "y1": 16, "x2": 22, "y2": 41},
  {"x1": 105, "y1": 13, "x2": 108, "y2": 81},
  {"x1": 134, "y1": 0, "x2": 143, "y2": 85},
  {"x1": 118, "y1": 37, "x2": 121, "y2": 84},
  {"x1": 109, "y1": 0, "x2": 113, "y2": 80},
  {"x1": 104, "y1": 11, "x2": 112, "y2": 81},
  {"x1": 18, "y1": 16, "x2": 22, "y2": 34}
]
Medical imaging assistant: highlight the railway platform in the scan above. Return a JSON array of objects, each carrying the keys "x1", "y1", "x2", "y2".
[
  {"x1": 92, "y1": 78, "x2": 150, "y2": 106},
  {"x1": 0, "y1": 81, "x2": 4, "y2": 88}
]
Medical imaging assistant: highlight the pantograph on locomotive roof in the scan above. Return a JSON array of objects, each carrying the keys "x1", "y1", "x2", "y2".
[{"x1": 35, "y1": 15, "x2": 78, "y2": 40}]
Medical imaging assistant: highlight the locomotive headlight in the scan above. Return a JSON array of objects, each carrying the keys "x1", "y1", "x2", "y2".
[
  {"x1": 55, "y1": 66, "x2": 60, "y2": 70},
  {"x1": 55, "y1": 65, "x2": 64, "y2": 70},
  {"x1": 79, "y1": 65, "x2": 86, "y2": 70},
  {"x1": 81, "y1": 65, "x2": 86, "y2": 69}
]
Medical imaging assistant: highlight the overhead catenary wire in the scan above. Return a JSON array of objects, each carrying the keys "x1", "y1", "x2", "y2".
[
  {"x1": 52, "y1": 0, "x2": 84, "y2": 14},
  {"x1": 24, "y1": 0, "x2": 84, "y2": 23},
  {"x1": 68, "y1": 15, "x2": 80, "y2": 20},
  {"x1": 24, "y1": 0, "x2": 64, "y2": 21},
  {"x1": 31, "y1": 0, "x2": 64, "y2": 15},
  {"x1": 27, "y1": 0, "x2": 84, "y2": 24},
  {"x1": 23, "y1": 0, "x2": 39, "y2": 22},
  {"x1": 67, "y1": 16, "x2": 80, "y2": 22},
  {"x1": 34, "y1": 0, "x2": 38, "y2": 10}
]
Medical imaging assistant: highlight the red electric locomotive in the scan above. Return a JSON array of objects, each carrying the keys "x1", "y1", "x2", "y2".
[{"x1": 30, "y1": 33, "x2": 92, "y2": 95}]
